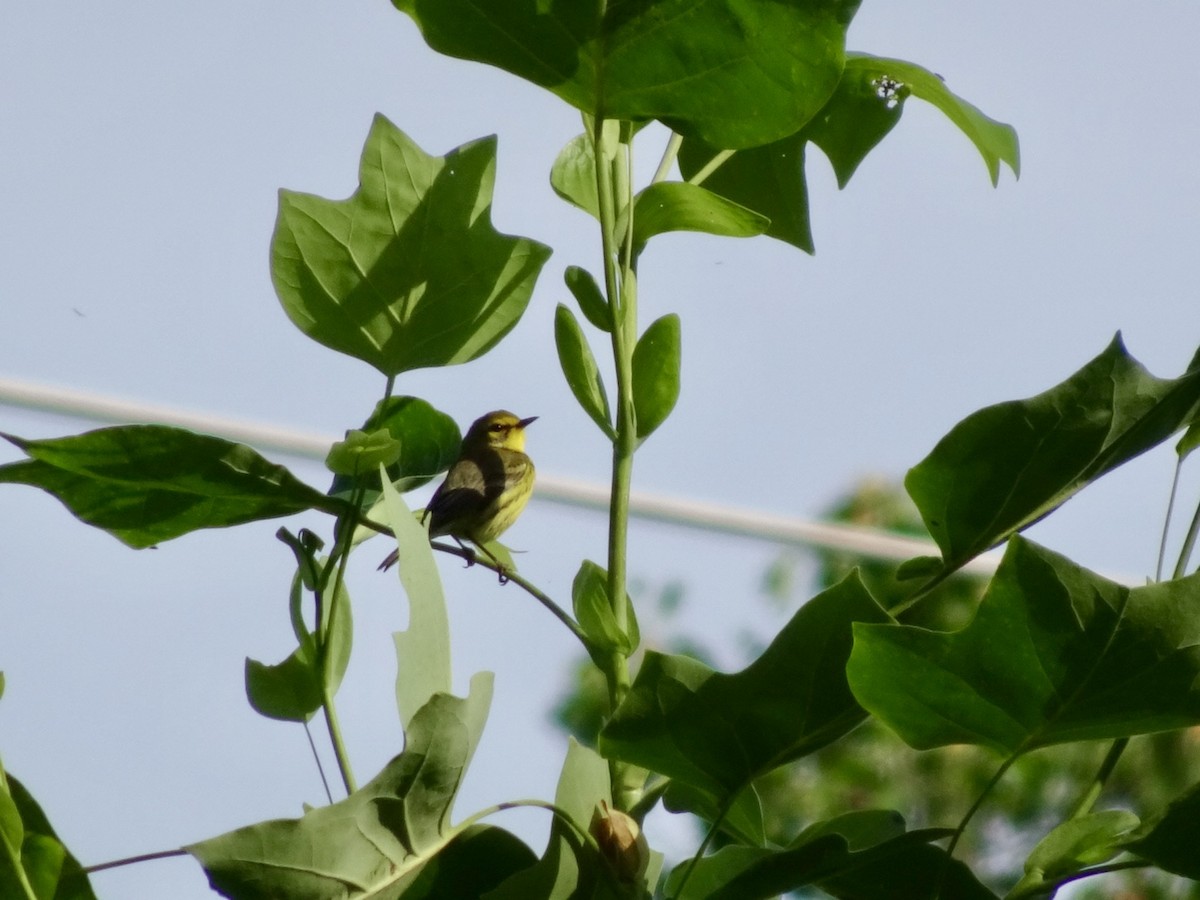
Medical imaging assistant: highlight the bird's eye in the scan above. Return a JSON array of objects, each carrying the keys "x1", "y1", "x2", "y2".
[{"x1": 490, "y1": 423, "x2": 504, "y2": 432}]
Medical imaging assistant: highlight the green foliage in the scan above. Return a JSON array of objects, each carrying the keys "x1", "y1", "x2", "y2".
[
  {"x1": 601, "y1": 573, "x2": 890, "y2": 799},
  {"x1": 0, "y1": 426, "x2": 341, "y2": 548},
  {"x1": 556, "y1": 304, "x2": 616, "y2": 439},
  {"x1": 272, "y1": 115, "x2": 551, "y2": 377},
  {"x1": 630, "y1": 315, "x2": 681, "y2": 445},
  {"x1": 381, "y1": 475, "x2": 453, "y2": 730},
  {"x1": 906, "y1": 336, "x2": 1200, "y2": 575},
  {"x1": 188, "y1": 676, "x2": 500, "y2": 898},
  {"x1": 391, "y1": 0, "x2": 860, "y2": 149},
  {"x1": 0, "y1": 766, "x2": 97, "y2": 900},
  {"x1": 12, "y1": 2, "x2": 1200, "y2": 899},
  {"x1": 849, "y1": 538, "x2": 1200, "y2": 753}
]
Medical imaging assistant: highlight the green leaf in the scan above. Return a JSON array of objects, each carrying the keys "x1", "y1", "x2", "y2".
[
  {"x1": 1177, "y1": 420, "x2": 1200, "y2": 461},
  {"x1": 381, "y1": 471, "x2": 452, "y2": 731},
  {"x1": 1127, "y1": 780, "x2": 1200, "y2": 878},
  {"x1": 272, "y1": 114, "x2": 552, "y2": 376},
  {"x1": 630, "y1": 314, "x2": 681, "y2": 444},
  {"x1": 564, "y1": 266, "x2": 612, "y2": 334},
  {"x1": 550, "y1": 133, "x2": 599, "y2": 220},
  {"x1": 0, "y1": 426, "x2": 338, "y2": 549},
  {"x1": 845, "y1": 53, "x2": 1020, "y2": 185},
  {"x1": 329, "y1": 396, "x2": 461, "y2": 503},
  {"x1": 555, "y1": 305, "x2": 615, "y2": 440},
  {"x1": 188, "y1": 675, "x2": 495, "y2": 898},
  {"x1": 571, "y1": 560, "x2": 638, "y2": 658},
  {"x1": 324, "y1": 428, "x2": 402, "y2": 477},
  {"x1": 392, "y1": 0, "x2": 860, "y2": 149},
  {"x1": 667, "y1": 813, "x2": 991, "y2": 900},
  {"x1": 1015, "y1": 810, "x2": 1139, "y2": 891},
  {"x1": 849, "y1": 538, "x2": 1200, "y2": 753},
  {"x1": 630, "y1": 182, "x2": 769, "y2": 253},
  {"x1": 245, "y1": 636, "x2": 322, "y2": 723},
  {"x1": 485, "y1": 739, "x2": 620, "y2": 900},
  {"x1": 391, "y1": 825, "x2": 537, "y2": 899},
  {"x1": 679, "y1": 133, "x2": 813, "y2": 252},
  {"x1": 663, "y1": 782, "x2": 767, "y2": 848},
  {"x1": 804, "y1": 55, "x2": 906, "y2": 188},
  {"x1": 0, "y1": 768, "x2": 98, "y2": 900},
  {"x1": 245, "y1": 566, "x2": 354, "y2": 723},
  {"x1": 601, "y1": 572, "x2": 890, "y2": 798},
  {"x1": 676, "y1": 53, "x2": 1018, "y2": 252},
  {"x1": 906, "y1": 336, "x2": 1200, "y2": 573}
]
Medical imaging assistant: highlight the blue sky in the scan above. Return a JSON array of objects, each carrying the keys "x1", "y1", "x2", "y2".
[{"x1": 2, "y1": 2, "x2": 1199, "y2": 896}]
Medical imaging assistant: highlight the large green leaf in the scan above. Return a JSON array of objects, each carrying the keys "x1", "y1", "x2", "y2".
[
  {"x1": 600, "y1": 572, "x2": 890, "y2": 798},
  {"x1": 906, "y1": 336, "x2": 1200, "y2": 574},
  {"x1": 1127, "y1": 781, "x2": 1200, "y2": 879},
  {"x1": 678, "y1": 53, "x2": 1018, "y2": 251},
  {"x1": 666, "y1": 811, "x2": 992, "y2": 900},
  {"x1": 0, "y1": 426, "x2": 339, "y2": 549},
  {"x1": 843, "y1": 54, "x2": 1020, "y2": 186},
  {"x1": 679, "y1": 132, "x2": 814, "y2": 252},
  {"x1": 848, "y1": 538, "x2": 1200, "y2": 754},
  {"x1": 392, "y1": 0, "x2": 860, "y2": 149},
  {"x1": 0, "y1": 768, "x2": 97, "y2": 900},
  {"x1": 272, "y1": 115, "x2": 551, "y2": 376},
  {"x1": 189, "y1": 675, "x2": 497, "y2": 898}
]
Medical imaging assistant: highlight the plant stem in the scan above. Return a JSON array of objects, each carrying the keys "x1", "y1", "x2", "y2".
[
  {"x1": 1068, "y1": 737, "x2": 1128, "y2": 820},
  {"x1": 319, "y1": 491, "x2": 361, "y2": 797},
  {"x1": 427, "y1": 540, "x2": 595, "y2": 651},
  {"x1": 1172, "y1": 490, "x2": 1200, "y2": 579},
  {"x1": 1156, "y1": 457, "x2": 1183, "y2": 581},
  {"x1": 85, "y1": 848, "x2": 189, "y2": 874},
  {"x1": 592, "y1": 113, "x2": 640, "y2": 810},
  {"x1": 687, "y1": 148, "x2": 735, "y2": 186},
  {"x1": 651, "y1": 132, "x2": 683, "y2": 185}
]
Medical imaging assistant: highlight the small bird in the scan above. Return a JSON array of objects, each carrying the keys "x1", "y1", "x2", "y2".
[{"x1": 380, "y1": 410, "x2": 537, "y2": 577}]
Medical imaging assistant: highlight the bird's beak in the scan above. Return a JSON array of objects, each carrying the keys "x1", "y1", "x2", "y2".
[{"x1": 518, "y1": 416, "x2": 539, "y2": 429}]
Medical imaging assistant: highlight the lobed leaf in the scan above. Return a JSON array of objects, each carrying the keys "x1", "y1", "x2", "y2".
[
  {"x1": 600, "y1": 572, "x2": 890, "y2": 799},
  {"x1": 189, "y1": 675, "x2": 495, "y2": 899},
  {"x1": 0, "y1": 426, "x2": 338, "y2": 548},
  {"x1": 272, "y1": 115, "x2": 551, "y2": 376},
  {"x1": 392, "y1": 0, "x2": 860, "y2": 150},
  {"x1": 845, "y1": 53, "x2": 1020, "y2": 185},
  {"x1": 679, "y1": 133, "x2": 813, "y2": 252},
  {"x1": 848, "y1": 538, "x2": 1200, "y2": 754},
  {"x1": 555, "y1": 305, "x2": 615, "y2": 440},
  {"x1": 630, "y1": 314, "x2": 681, "y2": 445},
  {"x1": 667, "y1": 811, "x2": 991, "y2": 900},
  {"x1": 906, "y1": 336, "x2": 1200, "y2": 573}
]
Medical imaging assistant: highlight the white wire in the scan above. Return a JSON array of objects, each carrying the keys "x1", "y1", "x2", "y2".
[{"x1": 0, "y1": 375, "x2": 1002, "y2": 573}]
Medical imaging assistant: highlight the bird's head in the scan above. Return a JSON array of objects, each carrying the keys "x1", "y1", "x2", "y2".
[{"x1": 463, "y1": 410, "x2": 538, "y2": 453}]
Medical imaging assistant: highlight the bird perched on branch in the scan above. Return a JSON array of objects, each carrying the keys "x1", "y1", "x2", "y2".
[{"x1": 379, "y1": 410, "x2": 537, "y2": 577}]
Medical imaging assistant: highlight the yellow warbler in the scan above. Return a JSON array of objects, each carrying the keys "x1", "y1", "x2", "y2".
[{"x1": 380, "y1": 410, "x2": 537, "y2": 574}]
